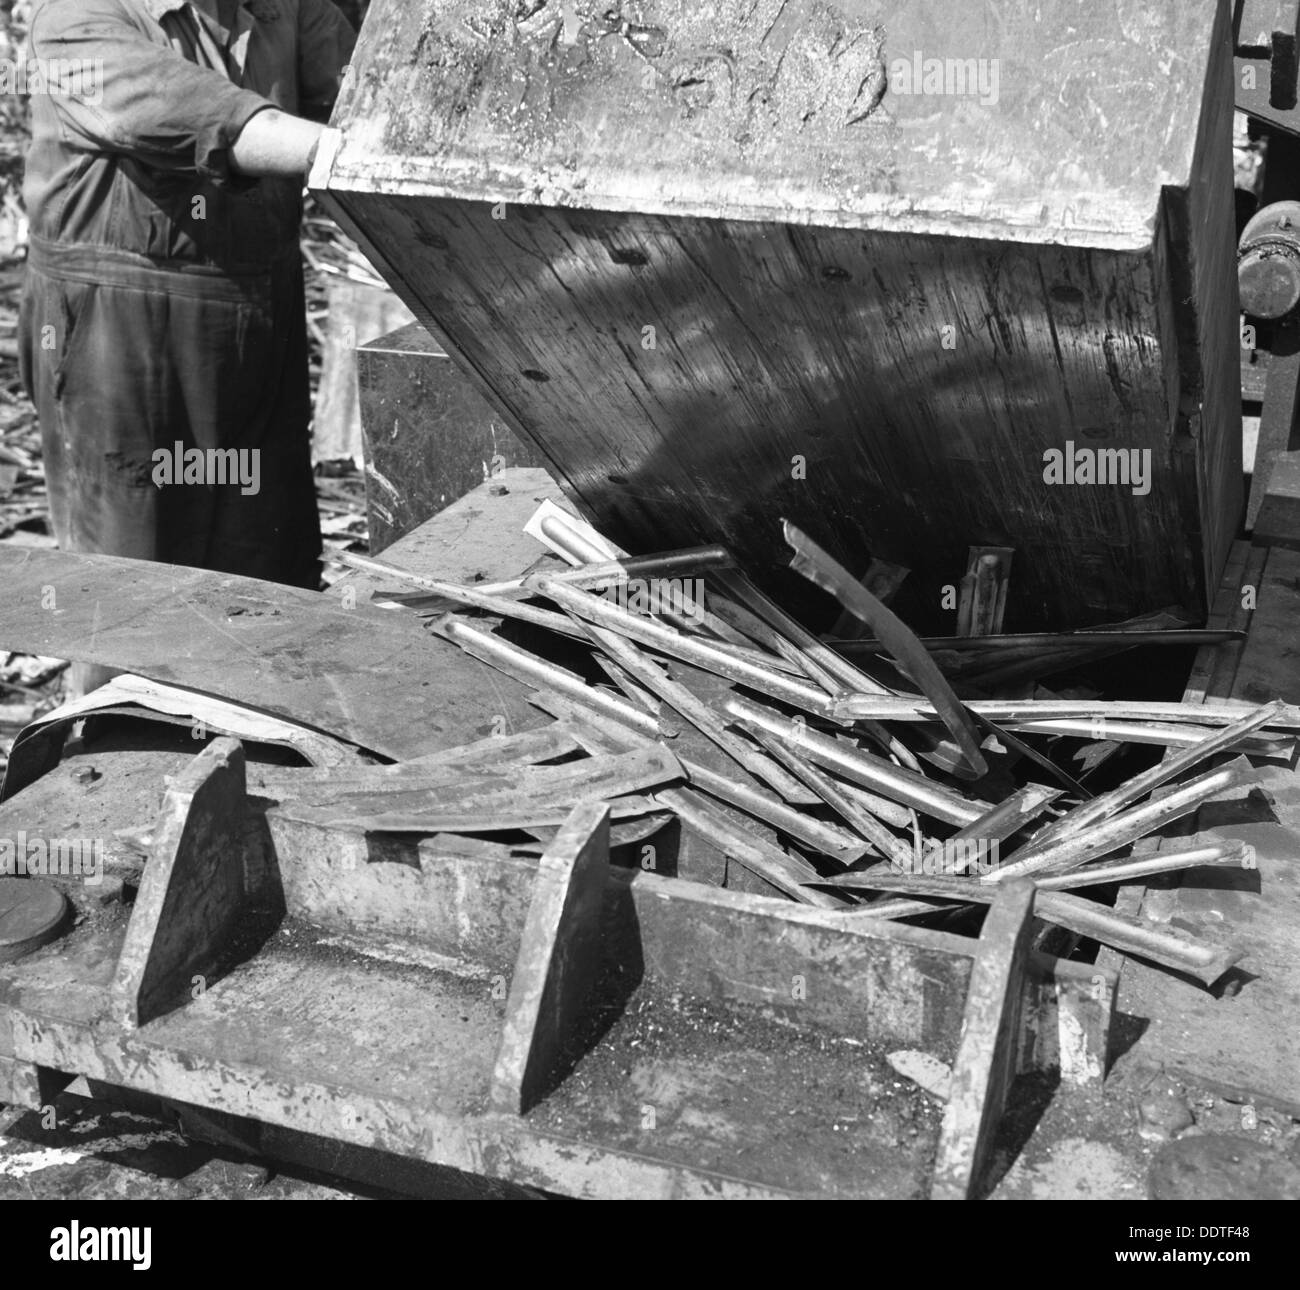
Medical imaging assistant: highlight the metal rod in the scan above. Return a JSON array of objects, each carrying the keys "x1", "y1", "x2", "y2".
[
  {"x1": 770, "y1": 632, "x2": 850, "y2": 696},
  {"x1": 342, "y1": 545, "x2": 734, "y2": 602},
  {"x1": 827, "y1": 841, "x2": 1244, "y2": 892},
  {"x1": 940, "y1": 784, "x2": 1064, "y2": 873},
  {"x1": 681, "y1": 769, "x2": 869, "y2": 862},
  {"x1": 646, "y1": 584, "x2": 765, "y2": 653},
  {"x1": 834, "y1": 876, "x2": 1244, "y2": 984},
  {"x1": 527, "y1": 575, "x2": 837, "y2": 716},
  {"x1": 955, "y1": 572, "x2": 977, "y2": 638},
  {"x1": 527, "y1": 690, "x2": 870, "y2": 861},
  {"x1": 745, "y1": 727, "x2": 915, "y2": 868},
  {"x1": 1034, "y1": 843, "x2": 1250, "y2": 890},
  {"x1": 849, "y1": 896, "x2": 953, "y2": 920},
  {"x1": 999, "y1": 718, "x2": 1291, "y2": 756},
  {"x1": 948, "y1": 645, "x2": 1133, "y2": 691},
  {"x1": 663, "y1": 631, "x2": 806, "y2": 677},
  {"x1": 660, "y1": 787, "x2": 847, "y2": 908},
  {"x1": 1035, "y1": 890, "x2": 1242, "y2": 985},
  {"x1": 783, "y1": 520, "x2": 988, "y2": 778},
  {"x1": 708, "y1": 570, "x2": 923, "y2": 770},
  {"x1": 705, "y1": 589, "x2": 805, "y2": 657},
  {"x1": 824, "y1": 783, "x2": 1060, "y2": 880},
  {"x1": 710, "y1": 569, "x2": 893, "y2": 696},
  {"x1": 828, "y1": 695, "x2": 1300, "y2": 729},
  {"x1": 573, "y1": 618, "x2": 820, "y2": 806},
  {"x1": 1012, "y1": 703, "x2": 1282, "y2": 856},
  {"x1": 429, "y1": 615, "x2": 661, "y2": 738},
  {"x1": 972, "y1": 553, "x2": 1001, "y2": 636},
  {"x1": 725, "y1": 695, "x2": 991, "y2": 826},
  {"x1": 832, "y1": 628, "x2": 1246, "y2": 653},
  {"x1": 821, "y1": 771, "x2": 915, "y2": 829},
  {"x1": 591, "y1": 655, "x2": 680, "y2": 730},
  {"x1": 992, "y1": 758, "x2": 1252, "y2": 881},
  {"x1": 342, "y1": 553, "x2": 581, "y2": 635},
  {"x1": 538, "y1": 511, "x2": 618, "y2": 565}
]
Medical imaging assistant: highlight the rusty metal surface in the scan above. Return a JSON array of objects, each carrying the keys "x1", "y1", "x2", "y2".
[
  {"x1": 0, "y1": 894, "x2": 961, "y2": 1198},
  {"x1": 931, "y1": 881, "x2": 1036, "y2": 1200},
  {"x1": 0, "y1": 710, "x2": 1120, "y2": 1197},
  {"x1": 0, "y1": 545, "x2": 545, "y2": 762},
  {"x1": 327, "y1": 0, "x2": 1217, "y2": 242},
  {"x1": 270, "y1": 742, "x2": 683, "y2": 833}
]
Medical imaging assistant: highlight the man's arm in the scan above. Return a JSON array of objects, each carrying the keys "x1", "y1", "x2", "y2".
[
  {"x1": 229, "y1": 108, "x2": 324, "y2": 178},
  {"x1": 30, "y1": 0, "x2": 276, "y2": 182},
  {"x1": 227, "y1": 0, "x2": 357, "y2": 177}
]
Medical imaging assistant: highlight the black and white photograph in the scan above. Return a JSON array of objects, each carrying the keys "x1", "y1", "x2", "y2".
[{"x1": 0, "y1": 0, "x2": 1291, "y2": 1247}]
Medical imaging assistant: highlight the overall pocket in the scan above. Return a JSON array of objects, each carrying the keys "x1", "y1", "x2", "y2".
[{"x1": 51, "y1": 276, "x2": 99, "y2": 398}]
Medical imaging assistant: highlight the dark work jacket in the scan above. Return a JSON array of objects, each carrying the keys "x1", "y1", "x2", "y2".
[{"x1": 23, "y1": 0, "x2": 355, "y2": 275}]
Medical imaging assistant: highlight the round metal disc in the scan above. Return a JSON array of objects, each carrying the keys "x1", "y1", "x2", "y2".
[
  {"x1": 0, "y1": 878, "x2": 69, "y2": 964},
  {"x1": 1239, "y1": 248, "x2": 1300, "y2": 320}
]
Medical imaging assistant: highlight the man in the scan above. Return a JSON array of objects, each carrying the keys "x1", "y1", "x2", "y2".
[{"x1": 18, "y1": 0, "x2": 356, "y2": 689}]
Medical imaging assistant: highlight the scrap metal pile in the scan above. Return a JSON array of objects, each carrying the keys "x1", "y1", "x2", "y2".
[{"x1": 317, "y1": 511, "x2": 1300, "y2": 991}]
